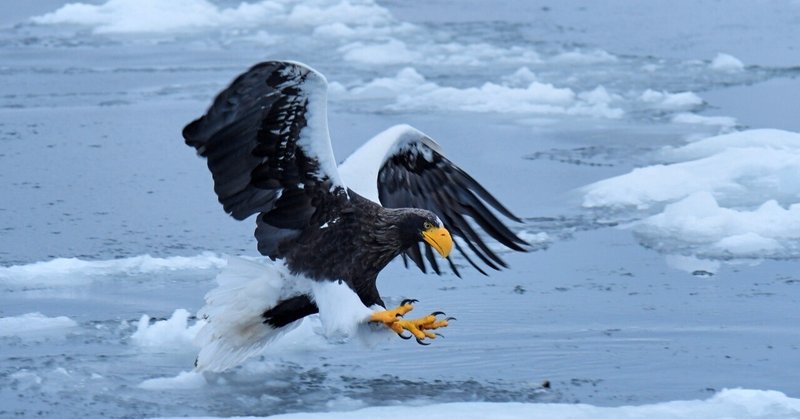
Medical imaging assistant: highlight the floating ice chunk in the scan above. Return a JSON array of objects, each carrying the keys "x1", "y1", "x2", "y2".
[
  {"x1": 0, "y1": 312, "x2": 78, "y2": 338},
  {"x1": 584, "y1": 128, "x2": 800, "y2": 260},
  {"x1": 131, "y1": 308, "x2": 205, "y2": 349},
  {"x1": 710, "y1": 53, "x2": 745, "y2": 72},
  {"x1": 636, "y1": 194, "x2": 798, "y2": 258},
  {"x1": 640, "y1": 89, "x2": 704, "y2": 111},
  {"x1": 0, "y1": 252, "x2": 226, "y2": 288},
  {"x1": 585, "y1": 147, "x2": 800, "y2": 210}
]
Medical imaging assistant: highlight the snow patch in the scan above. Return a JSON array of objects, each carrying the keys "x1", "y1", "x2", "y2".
[
  {"x1": 0, "y1": 313, "x2": 77, "y2": 338},
  {"x1": 710, "y1": 53, "x2": 745, "y2": 73}
]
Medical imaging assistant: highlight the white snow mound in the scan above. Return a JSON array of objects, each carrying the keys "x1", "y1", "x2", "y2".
[{"x1": 583, "y1": 129, "x2": 800, "y2": 259}]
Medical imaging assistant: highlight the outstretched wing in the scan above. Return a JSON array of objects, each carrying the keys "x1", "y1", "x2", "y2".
[
  {"x1": 183, "y1": 60, "x2": 347, "y2": 259},
  {"x1": 339, "y1": 125, "x2": 527, "y2": 277}
]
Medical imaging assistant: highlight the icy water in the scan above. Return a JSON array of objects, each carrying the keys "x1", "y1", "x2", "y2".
[{"x1": 2, "y1": 0, "x2": 800, "y2": 417}]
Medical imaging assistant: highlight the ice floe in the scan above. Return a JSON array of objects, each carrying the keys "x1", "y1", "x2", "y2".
[
  {"x1": 0, "y1": 312, "x2": 77, "y2": 338},
  {"x1": 583, "y1": 129, "x2": 800, "y2": 260},
  {"x1": 0, "y1": 252, "x2": 225, "y2": 288},
  {"x1": 156, "y1": 388, "x2": 800, "y2": 419}
]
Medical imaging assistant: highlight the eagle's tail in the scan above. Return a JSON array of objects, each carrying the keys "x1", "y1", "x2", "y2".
[{"x1": 193, "y1": 257, "x2": 303, "y2": 372}]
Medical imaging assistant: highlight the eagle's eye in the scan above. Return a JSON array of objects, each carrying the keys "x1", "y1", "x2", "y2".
[{"x1": 423, "y1": 221, "x2": 433, "y2": 230}]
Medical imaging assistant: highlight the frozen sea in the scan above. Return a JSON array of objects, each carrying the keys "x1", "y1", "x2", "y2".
[{"x1": 2, "y1": 0, "x2": 800, "y2": 417}]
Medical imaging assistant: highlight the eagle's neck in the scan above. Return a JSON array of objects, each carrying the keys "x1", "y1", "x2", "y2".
[{"x1": 364, "y1": 208, "x2": 410, "y2": 270}]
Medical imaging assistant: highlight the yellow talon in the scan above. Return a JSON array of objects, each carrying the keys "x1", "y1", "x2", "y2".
[
  {"x1": 369, "y1": 300, "x2": 415, "y2": 324},
  {"x1": 370, "y1": 307, "x2": 451, "y2": 345}
]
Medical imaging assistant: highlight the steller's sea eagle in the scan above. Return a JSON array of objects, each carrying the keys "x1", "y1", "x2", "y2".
[{"x1": 183, "y1": 61, "x2": 527, "y2": 372}]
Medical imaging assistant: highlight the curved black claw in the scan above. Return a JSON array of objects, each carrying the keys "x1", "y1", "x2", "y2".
[
  {"x1": 416, "y1": 338, "x2": 431, "y2": 346},
  {"x1": 446, "y1": 317, "x2": 457, "y2": 321},
  {"x1": 431, "y1": 311, "x2": 446, "y2": 317},
  {"x1": 397, "y1": 332, "x2": 412, "y2": 340},
  {"x1": 400, "y1": 298, "x2": 418, "y2": 306},
  {"x1": 435, "y1": 333, "x2": 445, "y2": 338}
]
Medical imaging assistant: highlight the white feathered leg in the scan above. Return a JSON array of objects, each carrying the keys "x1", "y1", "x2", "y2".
[{"x1": 193, "y1": 257, "x2": 306, "y2": 372}]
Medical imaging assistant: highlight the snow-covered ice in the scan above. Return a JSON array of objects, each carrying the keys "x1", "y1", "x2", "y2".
[{"x1": 583, "y1": 129, "x2": 800, "y2": 259}]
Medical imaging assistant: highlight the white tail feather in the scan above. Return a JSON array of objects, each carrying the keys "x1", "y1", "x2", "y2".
[{"x1": 193, "y1": 257, "x2": 305, "y2": 372}]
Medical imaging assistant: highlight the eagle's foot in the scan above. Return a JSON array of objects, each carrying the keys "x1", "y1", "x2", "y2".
[
  {"x1": 368, "y1": 299, "x2": 417, "y2": 324},
  {"x1": 389, "y1": 311, "x2": 453, "y2": 345}
]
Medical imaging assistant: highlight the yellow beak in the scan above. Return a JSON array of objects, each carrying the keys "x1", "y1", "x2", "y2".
[{"x1": 422, "y1": 226, "x2": 453, "y2": 258}]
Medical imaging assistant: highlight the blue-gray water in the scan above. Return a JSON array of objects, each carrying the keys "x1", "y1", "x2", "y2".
[{"x1": 1, "y1": 0, "x2": 799, "y2": 417}]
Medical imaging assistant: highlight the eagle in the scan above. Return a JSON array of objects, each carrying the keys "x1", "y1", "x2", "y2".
[{"x1": 183, "y1": 61, "x2": 527, "y2": 372}]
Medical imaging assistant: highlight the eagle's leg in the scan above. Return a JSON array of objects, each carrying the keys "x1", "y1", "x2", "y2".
[{"x1": 368, "y1": 298, "x2": 417, "y2": 324}]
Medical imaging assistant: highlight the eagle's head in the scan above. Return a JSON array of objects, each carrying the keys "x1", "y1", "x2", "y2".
[{"x1": 397, "y1": 209, "x2": 453, "y2": 258}]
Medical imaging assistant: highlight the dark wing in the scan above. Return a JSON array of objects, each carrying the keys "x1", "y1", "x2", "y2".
[
  {"x1": 183, "y1": 60, "x2": 347, "y2": 259},
  {"x1": 373, "y1": 126, "x2": 528, "y2": 277}
]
